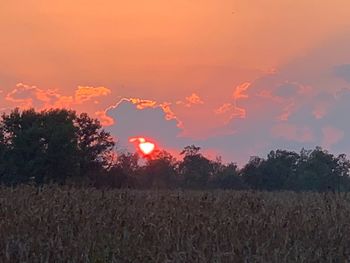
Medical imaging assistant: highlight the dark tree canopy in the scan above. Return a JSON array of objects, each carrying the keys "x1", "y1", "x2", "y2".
[
  {"x1": 0, "y1": 108, "x2": 114, "y2": 185},
  {"x1": 179, "y1": 145, "x2": 213, "y2": 188},
  {"x1": 75, "y1": 112, "x2": 115, "y2": 177},
  {"x1": 144, "y1": 150, "x2": 178, "y2": 189}
]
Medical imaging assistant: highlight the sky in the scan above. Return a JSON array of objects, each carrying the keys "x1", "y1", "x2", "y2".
[{"x1": 1, "y1": 0, "x2": 350, "y2": 164}]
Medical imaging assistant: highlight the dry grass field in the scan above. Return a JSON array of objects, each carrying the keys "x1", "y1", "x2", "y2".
[{"x1": 1, "y1": 186, "x2": 350, "y2": 262}]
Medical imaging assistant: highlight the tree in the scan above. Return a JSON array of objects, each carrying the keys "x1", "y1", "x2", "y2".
[
  {"x1": 102, "y1": 152, "x2": 140, "y2": 188},
  {"x1": 0, "y1": 108, "x2": 115, "y2": 185},
  {"x1": 0, "y1": 109, "x2": 54, "y2": 184},
  {"x1": 296, "y1": 147, "x2": 350, "y2": 191},
  {"x1": 210, "y1": 159, "x2": 246, "y2": 189},
  {"x1": 264, "y1": 150, "x2": 300, "y2": 190},
  {"x1": 75, "y1": 113, "x2": 115, "y2": 179},
  {"x1": 144, "y1": 150, "x2": 178, "y2": 189},
  {"x1": 179, "y1": 145, "x2": 213, "y2": 188},
  {"x1": 241, "y1": 156, "x2": 266, "y2": 190},
  {"x1": 0, "y1": 121, "x2": 7, "y2": 180}
]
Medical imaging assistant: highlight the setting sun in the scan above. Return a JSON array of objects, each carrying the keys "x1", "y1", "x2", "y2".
[{"x1": 129, "y1": 137, "x2": 156, "y2": 156}]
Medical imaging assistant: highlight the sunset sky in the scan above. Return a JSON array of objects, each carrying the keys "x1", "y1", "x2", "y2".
[{"x1": 1, "y1": 0, "x2": 350, "y2": 164}]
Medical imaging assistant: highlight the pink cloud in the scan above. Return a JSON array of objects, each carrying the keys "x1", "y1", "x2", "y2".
[
  {"x1": 99, "y1": 97, "x2": 183, "y2": 131},
  {"x1": 214, "y1": 82, "x2": 251, "y2": 123},
  {"x1": 129, "y1": 98, "x2": 157, "y2": 109},
  {"x1": 74, "y1": 86, "x2": 111, "y2": 104},
  {"x1": 176, "y1": 93, "x2": 204, "y2": 108},
  {"x1": 95, "y1": 110, "x2": 115, "y2": 126},
  {"x1": 232, "y1": 82, "x2": 250, "y2": 100},
  {"x1": 184, "y1": 93, "x2": 204, "y2": 107},
  {"x1": 4, "y1": 83, "x2": 112, "y2": 111}
]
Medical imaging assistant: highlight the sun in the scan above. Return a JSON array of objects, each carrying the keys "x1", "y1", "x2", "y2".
[{"x1": 129, "y1": 137, "x2": 156, "y2": 156}]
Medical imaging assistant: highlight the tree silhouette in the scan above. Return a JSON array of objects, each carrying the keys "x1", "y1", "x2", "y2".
[
  {"x1": 0, "y1": 108, "x2": 114, "y2": 185},
  {"x1": 179, "y1": 145, "x2": 213, "y2": 188},
  {"x1": 144, "y1": 150, "x2": 178, "y2": 189},
  {"x1": 210, "y1": 160, "x2": 246, "y2": 189},
  {"x1": 75, "y1": 112, "x2": 115, "y2": 179}
]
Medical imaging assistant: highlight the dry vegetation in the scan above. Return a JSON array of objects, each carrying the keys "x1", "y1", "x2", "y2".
[{"x1": 1, "y1": 186, "x2": 350, "y2": 262}]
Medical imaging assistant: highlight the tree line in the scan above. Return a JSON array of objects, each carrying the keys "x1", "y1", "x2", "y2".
[{"x1": 1, "y1": 108, "x2": 350, "y2": 192}]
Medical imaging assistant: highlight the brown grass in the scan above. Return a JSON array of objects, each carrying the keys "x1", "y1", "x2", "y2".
[{"x1": 1, "y1": 186, "x2": 350, "y2": 262}]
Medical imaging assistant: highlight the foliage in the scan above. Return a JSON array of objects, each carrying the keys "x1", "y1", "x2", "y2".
[
  {"x1": 210, "y1": 160, "x2": 246, "y2": 189},
  {"x1": 143, "y1": 150, "x2": 179, "y2": 189},
  {"x1": 179, "y1": 145, "x2": 213, "y2": 188},
  {"x1": 0, "y1": 108, "x2": 114, "y2": 185},
  {"x1": 99, "y1": 152, "x2": 140, "y2": 189},
  {"x1": 240, "y1": 147, "x2": 350, "y2": 192},
  {"x1": 75, "y1": 113, "x2": 115, "y2": 177}
]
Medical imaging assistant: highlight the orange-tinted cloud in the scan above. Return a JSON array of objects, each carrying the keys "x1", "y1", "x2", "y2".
[
  {"x1": 98, "y1": 97, "x2": 183, "y2": 131},
  {"x1": 74, "y1": 86, "x2": 111, "y2": 104},
  {"x1": 214, "y1": 82, "x2": 251, "y2": 122},
  {"x1": 95, "y1": 110, "x2": 115, "y2": 126},
  {"x1": 185, "y1": 93, "x2": 204, "y2": 107},
  {"x1": 232, "y1": 82, "x2": 250, "y2": 100},
  {"x1": 159, "y1": 102, "x2": 177, "y2": 121},
  {"x1": 129, "y1": 98, "x2": 157, "y2": 109},
  {"x1": 176, "y1": 93, "x2": 204, "y2": 108},
  {"x1": 214, "y1": 103, "x2": 232, "y2": 115},
  {"x1": 5, "y1": 83, "x2": 61, "y2": 109},
  {"x1": 4, "y1": 83, "x2": 111, "y2": 111}
]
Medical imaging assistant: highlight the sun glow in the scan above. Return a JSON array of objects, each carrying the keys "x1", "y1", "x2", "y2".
[{"x1": 129, "y1": 137, "x2": 156, "y2": 157}]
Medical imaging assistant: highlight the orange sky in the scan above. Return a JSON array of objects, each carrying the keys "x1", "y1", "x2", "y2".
[{"x1": 1, "y1": 0, "x2": 350, "y2": 163}]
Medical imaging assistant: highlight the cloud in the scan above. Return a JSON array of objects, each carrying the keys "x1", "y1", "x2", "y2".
[
  {"x1": 129, "y1": 98, "x2": 157, "y2": 109},
  {"x1": 214, "y1": 103, "x2": 232, "y2": 115},
  {"x1": 95, "y1": 110, "x2": 115, "y2": 126},
  {"x1": 74, "y1": 86, "x2": 111, "y2": 104},
  {"x1": 118, "y1": 98, "x2": 183, "y2": 126},
  {"x1": 104, "y1": 99, "x2": 183, "y2": 151},
  {"x1": 200, "y1": 33, "x2": 350, "y2": 163},
  {"x1": 176, "y1": 93, "x2": 204, "y2": 108},
  {"x1": 95, "y1": 97, "x2": 183, "y2": 129},
  {"x1": 184, "y1": 93, "x2": 204, "y2": 107},
  {"x1": 159, "y1": 102, "x2": 178, "y2": 121},
  {"x1": 4, "y1": 83, "x2": 112, "y2": 111},
  {"x1": 232, "y1": 82, "x2": 250, "y2": 100},
  {"x1": 5, "y1": 83, "x2": 61, "y2": 109},
  {"x1": 214, "y1": 82, "x2": 251, "y2": 122}
]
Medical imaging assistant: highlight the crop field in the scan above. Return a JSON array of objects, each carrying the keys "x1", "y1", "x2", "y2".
[{"x1": 1, "y1": 186, "x2": 350, "y2": 262}]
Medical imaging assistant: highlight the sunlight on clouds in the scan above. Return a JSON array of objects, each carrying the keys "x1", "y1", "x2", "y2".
[
  {"x1": 95, "y1": 110, "x2": 115, "y2": 126},
  {"x1": 214, "y1": 82, "x2": 251, "y2": 123},
  {"x1": 129, "y1": 98, "x2": 157, "y2": 109},
  {"x1": 4, "y1": 83, "x2": 112, "y2": 111},
  {"x1": 232, "y1": 82, "x2": 250, "y2": 100},
  {"x1": 98, "y1": 97, "x2": 183, "y2": 130},
  {"x1": 184, "y1": 93, "x2": 204, "y2": 107},
  {"x1": 75, "y1": 86, "x2": 111, "y2": 104}
]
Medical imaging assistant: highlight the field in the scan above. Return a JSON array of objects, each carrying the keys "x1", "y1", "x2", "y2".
[{"x1": 1, "y1": 186, "x2": 350, "y2": 262}]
